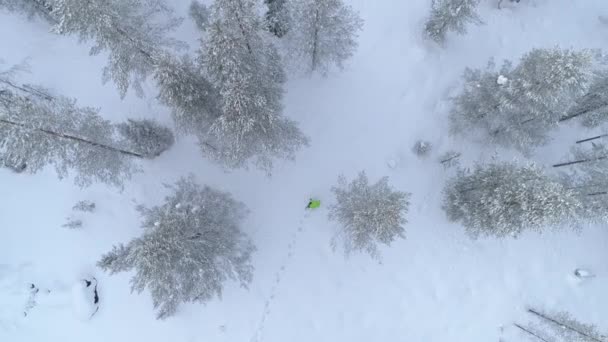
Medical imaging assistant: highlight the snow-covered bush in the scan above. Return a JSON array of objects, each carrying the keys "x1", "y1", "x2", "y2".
[
  {"x1": 285, "y1": 0, "x2": 363, "y2": 74},
  {"x1": 412, "y1": 140, "x2": 432, "y2": 157},
  {"x1": 438, "y1": 150, "x2": 461, "y2": 169},
  {"x1": 450, "y1": 48, "x2": 594, "y2": 153},
  {"x1": 328, "y1": 171, "x2": 410, "y2": 259},
  {"x1": 98, "y1": 176, "x2": 255, "y2": 319},
  {"x1": 72, "y1": 200, "x2": 96, "y2": 212},
  {"x1": 63, "y1": 200, "x2": 95, "y2": 229},
  {"x1": 424, "y1": 0, "x2": 482, "y2": 44},
  {"x1": 62, "y1": 219, "x2": 83, "y2": 229},
  {"x1": 442, "y1": 162, "x2": 581, "y2": 238},
  {"x1": 116, "y1": 119, "x2": 175, "y2": 158}
]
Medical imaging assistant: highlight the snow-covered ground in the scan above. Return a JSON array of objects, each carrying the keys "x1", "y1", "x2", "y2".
[{"x1": 1, "y1": 0, "x2": 608, "y2": 341}]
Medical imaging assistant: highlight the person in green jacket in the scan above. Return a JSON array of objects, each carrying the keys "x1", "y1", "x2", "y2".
[{"x1": 306, "y1": 198, "x2": 321, "y2": 209}]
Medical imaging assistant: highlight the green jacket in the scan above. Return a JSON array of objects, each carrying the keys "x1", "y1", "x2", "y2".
[{"x1": 307, "y1": 199, "x2": 321, "y2": 209}]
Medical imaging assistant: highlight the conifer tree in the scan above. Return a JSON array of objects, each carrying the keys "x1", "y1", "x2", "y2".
[
  {"x1": 98, "y1": 176, "x2": 255, "y2": 319},
  {"x1": 424, "y1": 0, "x2": 482, "y2": 44},
  {"x1": 515, "y1": 308, "x2": 607, "y2": 342},
  {"x1": 443, "y1": 162, "x2": 581, "y2": 238},
  {"x1": 328, "y1": 171, "x2": 410, "y2": 259},
  {"x1": 285, "y1": 0, "x2": 363, "y2": 74},
  {"x1": 562, "y1": 72, "x2": 608, "y2": 127},
  {"x1": 199, "y1": 0, "x2": 308, "y2": 171},
  {"x1": 0, "y1": 66, "x2": 138, "y2": 187},
  {"x1": 264, "y1": 0, "x2": 290, "y2": 37},
  {"x1": 450, "y1": 48, "x2": 593, "y2": 153},
  {"x1": 116, "y1": 119, "x2": 174, "y2": 158}
]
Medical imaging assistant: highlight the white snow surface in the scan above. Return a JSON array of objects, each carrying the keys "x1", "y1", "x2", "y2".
[{"x1": 1, "y1": 0, "x2": 608, "y2": 341}]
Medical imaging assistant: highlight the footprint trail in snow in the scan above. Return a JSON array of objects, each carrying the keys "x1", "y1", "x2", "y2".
[{"x1": 250, "y1": 212, "x2": 310, "y2": 342}]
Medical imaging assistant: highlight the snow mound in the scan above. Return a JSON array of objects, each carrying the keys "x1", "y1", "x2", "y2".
[
  {"x1": 497, "y1": 75, "x2": 509, "y2": 85},
  {"x1": 70, "y1": 278, "x2": 99, "y2": 321}
]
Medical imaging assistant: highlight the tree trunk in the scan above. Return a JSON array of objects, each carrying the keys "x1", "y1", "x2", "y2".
[
  {"x1": 311, "y1": 8, "x2": 320, "y2": 72},
  {"x1": 513, "y1": 323, "x2": 550, "y2": 342},
  {"x1": 553, "y1": 155, "x2": 608, "y2": 168},
  {"x1": 234, "y1": 0, "x2": 253, "y2": 54},
  {"x1": 576, "y1": 134, "x2": 608, "y2": 144}
]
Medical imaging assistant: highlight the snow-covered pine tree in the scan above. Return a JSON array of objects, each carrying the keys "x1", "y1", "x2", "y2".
[
  {"x1": 328, "y1": 171, "x2": 410, "y2": 259},
  {"x1": 199, "y1": 0, "x2": 308, "y2": 171},
  {"x1": 562, "y1": 72, "x2": 608, "y2": 127},
  {"x1": 3, "y1": 0, "x2": 303, "y2": 172},
  {"x1": 0, "y1": 0, "x2": 54, "y2": 21},
  {"x1": 515, "y1": 308, "x2": 607, "y2": 342},
  {"x1": 116, "y1": 119, "x2": 175, "y2": 158},
  {"x1": 450, "y1": 48, "x2": 594, "y2": 153},
  {"x1": 153, "y1": 54, "x2": 219, "y2": 147},
  {"x1": 442, "y1": 162, "x2": 581, "y2": 238},
  {"x1": 0, "y1": 67, "x2": 138, "y2": 187},
  {"x1": 189, "y1": 1, "x2": 211, "y2": 32},
  {"x1": 98, "y1": 176, "x2": 255, "y2": 319},
  {"x1": 49, "y1": 0, "x2": 184, "y2": 97},
  {"x1": 0, "y1": 0, "x2": 184, "y2": 98},
  {"x1": 424, "y1": 0, "x2": 482, "y2": 44},
  {"x1": 285, "y1": 0, "x2": 363, "y2": 74},
  {"x1": 264, "y1": 0, "x2": 290, "y2": 37},
  {"x1": 555, "y1": 142, "x2": 608, "y2": 223}
]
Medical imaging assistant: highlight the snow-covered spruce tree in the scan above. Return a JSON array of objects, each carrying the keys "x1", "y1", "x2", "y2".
[
  {"x1": 450, "y1": 48, "x2": 594, "y2": 153},
  {"x1": 264, "y1": 0, "x2": 290, "y2": 37},
  {"x1": 424, "y1": 0, "x2": 482, "y2": 44},
  {"x1": 516, "y1": 308, "x2": 607, "y2": 342},
  {"x1": 328, "y1": 171, "x2": 410, "y2": 259},
  {"x1": 199, "y1": 0, "x2": 308, "y2": 171},
  {"x1": 116, "y1": 119, "x2": 175, "y2": 158},
  {"x1": 189, "y1": 1, "x2": 211, "y2": 32},
  {"x1": 555, "y1": 142, "x2": 608, "y2": 222},
  {"x1": 3, "y1": 0, "x2": 304, "y2": 172},
  {"x1": 98, "y1": 176, "x2": 255, "y2": 319},
  {"x1": 153, "y1": 55, "x2": 219, "y2": 144},
  {"x1": 442, "y1": 162, "x2": 581, "y2": 238},
  {"x1": 0, "y1": 0, "x2": 54, "y2": 21},
  {"x1": 50, "y1": 0, "x2": 184, "y2": 97},
  {"x1": 0, "y1": 0, "x2": 184, "y2": 98},
  {"x1": 0, "y1": 69, "x2": 138, "y2": 187},
  {"x1": 285, "y1": 0, "x2": 363, "y2": 74},
  {"x1": 562, "y1": 72, "x2": 608, "y2": 128}
]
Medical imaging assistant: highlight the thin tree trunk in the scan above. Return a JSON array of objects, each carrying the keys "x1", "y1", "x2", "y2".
[
  {"x1": 513, "y1": 323, "x2": 551, "y2": 342},
  {"x1": 553, "y1": 155, "x2": 608, "y2": 168},
  {"x1": 527, "y1": 308, "x2": 605, "y2": 342},
  {"x1": 234, "y1": 0, "x2": 253, "y2": 54},
  {"x1": 0, "y1": 118, "x2": 144, "y2": 158},
  {"x1": 440, "y1": 153, "x2": 461, "y2": 164},
  {"x1": 559, "y1": 102, "x2": 608, "y2": 123},
  {"x1": 311, "y1": 8, "x2": 320, "y2": 72},
  {"x1": 490, "y1": 117, "x2": 536, "y2": 137},
  {"x1": 576, "y1": 134, "x2": 608, "y2": 144},
  {"x1": 587, "y1": 191, "x2": 608, "y2": 197}
]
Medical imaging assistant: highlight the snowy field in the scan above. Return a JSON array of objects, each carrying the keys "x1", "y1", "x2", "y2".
[{"x1": 1, "y1": 0, "x2": 608, "y2": 341}]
